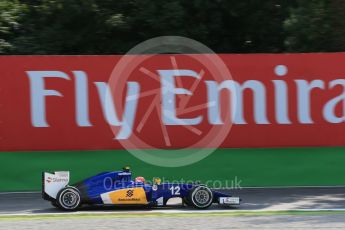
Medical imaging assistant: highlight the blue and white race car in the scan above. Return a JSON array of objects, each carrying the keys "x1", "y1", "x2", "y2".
[{"x1": 42, "y1": 167, "x2": 240, "y2": 210}]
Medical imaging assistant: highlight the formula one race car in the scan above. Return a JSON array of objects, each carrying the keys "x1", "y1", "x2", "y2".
[{"x1": 42, "y1": 167, "x2": 240, "y2": 210}]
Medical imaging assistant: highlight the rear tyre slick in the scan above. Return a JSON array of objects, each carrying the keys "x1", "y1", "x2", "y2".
[
  {"x1": 56, "y1": 187, "x2": 81, "y2": 211},
  {"x1": 189, "y1": 186, "x2": 213, "y2": 209}
]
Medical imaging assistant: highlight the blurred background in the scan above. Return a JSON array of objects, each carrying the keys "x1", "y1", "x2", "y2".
[
  {"x1": 2, "y1": 0, "x2": 345, "y2": 192},
  {"x1": 1, "y1": 0, "x2": 345, "y2": 55}
]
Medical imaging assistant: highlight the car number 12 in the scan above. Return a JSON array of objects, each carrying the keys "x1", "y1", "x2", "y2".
[{"x1": 169, "y1": 186, "x2": 180, "y2": 195}]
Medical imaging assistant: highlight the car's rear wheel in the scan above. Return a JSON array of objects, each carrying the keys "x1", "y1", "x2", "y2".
[
  {"x1": 56, "y1": 187, "x2": 81, "y2": 211},
  {"x1": 189, "y1": 186, "x2": 213, "y2": 209}
]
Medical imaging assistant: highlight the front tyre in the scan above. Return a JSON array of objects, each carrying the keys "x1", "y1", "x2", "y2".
[
  {"x1": 189, "y1": 186, "x2": 213, "y2": 209},
  {"x1": 51, "y1": 201, "x2": 59, "y2": 208},
  {"x1": 182, "y1": 197, "x2": 192, "y2": 207},
  {"x1": 56, "y1": 187, "x2": 81, "y2": 211}
]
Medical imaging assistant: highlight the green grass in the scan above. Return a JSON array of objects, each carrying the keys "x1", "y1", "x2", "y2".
[{"x1": 1, "y1": 146, "x2": 345, "y2": 191}]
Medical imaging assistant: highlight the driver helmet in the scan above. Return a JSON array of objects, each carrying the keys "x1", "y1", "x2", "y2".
[{"x1": 135, "y1": 176, "x2": 145, "y2": 183}]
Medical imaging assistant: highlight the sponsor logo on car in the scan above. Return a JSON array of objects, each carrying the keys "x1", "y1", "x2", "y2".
[
  {"x1": 126, "y1": 189, "x2": 134, "y2": 197},
  {"x1": 46, "y1": 177, "x2": 69, "y2": 184},
  {"x1": 118, "y1": 198, "x2": 141, "y2": 202}
]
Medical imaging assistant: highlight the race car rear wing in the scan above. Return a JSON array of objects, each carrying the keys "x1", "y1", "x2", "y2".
[{"x1": 42, "y1": 171, "x2": 70, "y2": 200}]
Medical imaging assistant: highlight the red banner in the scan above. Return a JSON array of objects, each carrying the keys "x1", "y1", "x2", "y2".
[{"x1": 1, "y1": 53, "x2": 345, "y2": 151}]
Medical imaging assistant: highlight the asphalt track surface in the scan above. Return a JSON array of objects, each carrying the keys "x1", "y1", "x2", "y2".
[
  {"x1": 1, "y1": 187, "x2": 345, "y2": 214},
  {"x1": 2, "y1": 187, "x2": 345, "y2": 229}
]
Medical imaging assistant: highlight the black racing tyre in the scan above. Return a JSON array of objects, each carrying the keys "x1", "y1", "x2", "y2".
[
  {"x1": 188, "y1": 186, "x2": 213, "y2": 209},
  {"x1": 56, "y1": 187, "x2": 81, "y2": 211},
  {"x1": 182, "y1": 197, "x2": 192, "y2": 206},
  {"x1": 51, "y1": 201, "x2": 59, "y2": 208}
]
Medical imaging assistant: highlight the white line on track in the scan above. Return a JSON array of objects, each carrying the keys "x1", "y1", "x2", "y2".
[{"x1": 0, "y1": 192, "x2": 40, "y2": 195}]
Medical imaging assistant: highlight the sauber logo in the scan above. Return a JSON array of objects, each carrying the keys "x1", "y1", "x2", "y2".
[{"x1": 46, "y1": 177, "x2": 68, "y2": 183}]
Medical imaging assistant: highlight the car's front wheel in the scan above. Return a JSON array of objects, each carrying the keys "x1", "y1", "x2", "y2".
[
  {"x1": 189, "y1": 186, "x2": 213, "y2": 209},
  {"x1": 51, "y1": 201, "x2": 59, "y2": 208},
  {"x1": 182, "y1": 197, "x2": 192, "y2": 207},
  {"x1": 56, "y1": 187, "x2": 81, "y2": 211}
]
